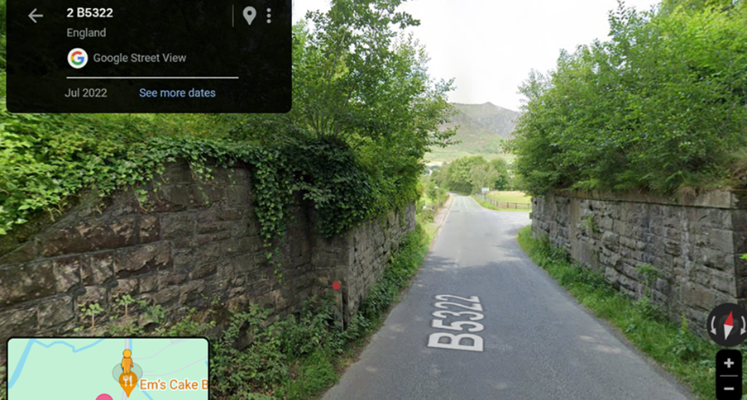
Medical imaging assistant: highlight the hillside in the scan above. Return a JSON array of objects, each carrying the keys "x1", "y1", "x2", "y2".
[{"x1": 427, "y1": 102, "x2": 521, "y2": 162}]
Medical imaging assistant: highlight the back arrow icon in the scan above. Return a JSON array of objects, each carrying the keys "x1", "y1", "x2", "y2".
[{"x1": 29, "y1": 9, "x2": 43, "y2": 23}]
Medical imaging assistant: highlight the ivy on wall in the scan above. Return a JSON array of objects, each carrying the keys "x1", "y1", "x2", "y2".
[{"x1": 0, "y1": 110, "x2": 416, "y2": 253}]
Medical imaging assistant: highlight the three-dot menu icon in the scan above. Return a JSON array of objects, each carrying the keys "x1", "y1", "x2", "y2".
[
  {"x1": 241, "y1": 6, "x2": 273, "y2": 25},
  {"x1": 716, "y1": 349, "x2": 742, "y2": 400}
]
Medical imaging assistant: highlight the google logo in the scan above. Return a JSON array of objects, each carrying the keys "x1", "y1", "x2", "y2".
[{"x1": 68, "y1": 48, "x2": 88, "y2": 69}]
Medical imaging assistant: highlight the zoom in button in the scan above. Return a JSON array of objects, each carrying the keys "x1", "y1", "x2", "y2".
[{"x1": 716, "y1": 349, "x2": 742, "y2": 400}]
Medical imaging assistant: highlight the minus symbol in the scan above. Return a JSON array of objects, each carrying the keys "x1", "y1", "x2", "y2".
[
  {"x1": 720, "y1": 375, "x2": 739, "y2": 377},
  {"x1": 724, "y1": 387, "x2": 735, "y2": 391}
]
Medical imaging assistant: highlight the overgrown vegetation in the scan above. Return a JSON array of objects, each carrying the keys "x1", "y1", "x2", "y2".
[
  {"x1": 0, "y1": 0, "x2": 452, "y2": 398},
  {"x1": 0, "y1": 218, "x2": 434, "y2": 400},
  {"x1": 517, "y1": 226, "x2": 737, "y2": 400},
  {"x1": 0, "y1": 0, "x2": 5, "y2": 100},
  {"x1": 0, "y1": 0, "x2": 454, "y2": 240},
  {"x1": 0, "y1": 124, "x2": 403, "y2": 251},
  {"x1": 417, "y1": 175, "x2": 449, "y2": 223},
  {"x1": 510, "y1": 0, "x2": 747, "y2": 195},
  {"x1": 54, "y1": 224, "x2": 431, "y2": 400}
]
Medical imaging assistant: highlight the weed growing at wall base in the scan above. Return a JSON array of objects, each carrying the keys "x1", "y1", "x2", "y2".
[
  {"x1": 0, "y1": 223, "x2": 429, "y2": 400},
  {"x1": 358, "y1": 224, "x2": 430, "y2": 321},
  {"x1": 216, "y1": 223, "x2": 430, "y2": 399},
  {"x1": 517, "y1": 226, "x2": 730, "y2": 400}
]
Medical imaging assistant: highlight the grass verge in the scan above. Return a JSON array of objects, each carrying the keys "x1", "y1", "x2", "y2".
[
  {"x1": 245, "y1": 220, "x2": 432, "y2": 400},
  {"x1": 517, "y1": 226, "x2": 734, "y2": 400},
  {"x1": 472, "y1": 195, "x2": 531, "y2": 212},
  {"x1": 0, "y1": 222, "x2": 432, "y2": 400},
  {"x1": 275, "y1": 208, "x2": 436, "y2": 400},
  {"x1": 416, "y1": 197, "x2": 448, "y2": 239},
  {"x1": 223, "y1": 221, "x2": 432, "y2": 400}
]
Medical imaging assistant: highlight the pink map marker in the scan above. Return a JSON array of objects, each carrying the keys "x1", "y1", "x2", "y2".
[{"x1": 96, "y1": 394, "x2": 113, "y2": 400}]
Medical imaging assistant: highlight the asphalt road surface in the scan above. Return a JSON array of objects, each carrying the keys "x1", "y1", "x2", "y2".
[{"x1": 323, "y1": 194, "x2": 694, "y2": 400}]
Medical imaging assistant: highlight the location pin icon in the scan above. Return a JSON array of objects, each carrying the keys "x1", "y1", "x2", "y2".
[
  {"x1": 243, "y1": 6, "x2": 257, "y2": 26},
  {"x1": 119, "y1": 373, "x2": 138, "y2": 398}
]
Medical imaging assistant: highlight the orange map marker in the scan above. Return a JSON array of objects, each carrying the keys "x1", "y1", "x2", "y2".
[
  {"x1": 119, "y1": 372, "x2": 138, "y2": 397},
  {"x1": 119, "y1": 349, "x2": 138, "y2": 397}
]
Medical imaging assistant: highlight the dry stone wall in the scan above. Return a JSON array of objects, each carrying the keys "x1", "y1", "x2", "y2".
[
  {"x1": 0, "y1": 161, "x2": 415, "y2": 364},
  {"x1": 532, "y1": 190, "x2": 747, "y2": 335}
]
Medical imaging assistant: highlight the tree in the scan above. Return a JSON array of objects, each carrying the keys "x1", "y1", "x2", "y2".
[
  {"x1": 489, "y1": 158, "x2": 511, "y2": 191},
  {"x1": 511, "y1": 1, "x2": 747, "y2": 195},
  {"x1": 434, "y1": 156, "x2": 511, "y2": 193},
  {"x1": 469, "y1": 163, "x2": 492, "y2": 193},
  {"x1": 287, "y1": 1, "x2": 456, "y2": 149},
  {"x1": 225, "y1": 0, "x2": 457, "y2": 207},
  {"x1": 660, "y1": 0, "x2": 740, "y2": 13},
  {"x1": 466, "y1": 158, "x2": 510, "y2": 193},
  {"x1": 444, "y1": 156, "x2": 486, "y2": 193},
  {"x1": 432, "y1": 163, "x2": 448, "y2": 188}
]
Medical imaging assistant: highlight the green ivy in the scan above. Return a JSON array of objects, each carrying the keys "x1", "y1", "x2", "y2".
[{"x1": 0, "y1": 108, "x2": 416, "y2": 252}]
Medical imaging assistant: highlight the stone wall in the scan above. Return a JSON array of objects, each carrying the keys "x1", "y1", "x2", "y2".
[
  {"x1": 0, "y1": 161, "x2": 415, "y2": 364},
  {"x1": 532, "y1": 190, "x2": 747, "y2": 335}
]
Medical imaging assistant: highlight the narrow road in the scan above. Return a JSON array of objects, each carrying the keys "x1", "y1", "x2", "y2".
[{"x1": 324, "y1": 194, "x2": 693, "y2": 400}]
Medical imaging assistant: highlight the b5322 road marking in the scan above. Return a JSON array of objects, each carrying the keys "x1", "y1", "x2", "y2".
[{"x1": 427, "y1": 295, "x2": 484, "y2": 352}]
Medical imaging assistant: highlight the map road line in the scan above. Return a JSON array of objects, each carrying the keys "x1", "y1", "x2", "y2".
[{"x1": 9, "y1": 339, "x2": 105, "y2": 389}]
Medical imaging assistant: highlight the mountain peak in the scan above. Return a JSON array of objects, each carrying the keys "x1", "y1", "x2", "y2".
[
  {"x1": 452, "y1": 102, "x2": 517, "y2": 113},
  {"x1": 430, "y1": 103, "x2": 521, "y2": 161}
]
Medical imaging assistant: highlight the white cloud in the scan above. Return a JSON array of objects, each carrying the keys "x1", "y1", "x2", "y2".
[{"x1": 293, "y1": 0, "x2": 661, "y2": 111}]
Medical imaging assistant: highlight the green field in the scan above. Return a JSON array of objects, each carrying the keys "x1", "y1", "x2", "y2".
[
  {"x1": 472, "y1": 191, "x2": 531, "y2": 212},
  {"x1": 425, "y1": 138, "x2": 506, "y2": 162},
  {"x1": 486, "y1": 191, "x2": 531, "y2": 204},
  {"x1": 473, "y1": 196, "x2": 531, "y2": 212}
]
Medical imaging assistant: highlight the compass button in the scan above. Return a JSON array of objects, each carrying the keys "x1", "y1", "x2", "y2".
[{"x1": 707, "y1": 303, "x2": 747, "y2": 347}]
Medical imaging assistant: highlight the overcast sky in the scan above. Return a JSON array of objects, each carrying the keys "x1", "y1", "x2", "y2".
[{"x1": 293, "y1": 0, "x2": 661, "y2": 111}]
